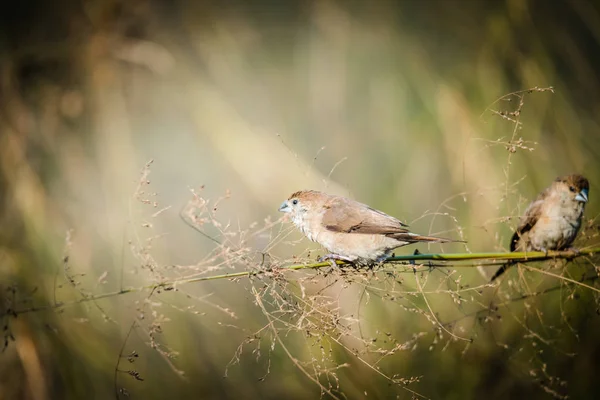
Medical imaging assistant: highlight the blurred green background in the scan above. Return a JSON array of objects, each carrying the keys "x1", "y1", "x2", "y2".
[{"x1": 1, "y1": 0, "x2": 600, "y2": 399}]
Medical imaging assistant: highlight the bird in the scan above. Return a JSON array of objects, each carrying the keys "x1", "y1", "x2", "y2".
[
  {"x1": 491, "y1": 174, "x2": 589, "y2": 281},
  {"x1": 278, "y1": 190, "x2": 459, "y2": 265}
]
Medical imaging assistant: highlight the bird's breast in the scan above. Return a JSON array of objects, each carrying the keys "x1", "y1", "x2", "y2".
[
  {"x1": 528, "y1": 203, "x2": 583, "y2": 250},
  {"x1": 292, "y1": 214, "x2": 318, "y2": 242}
]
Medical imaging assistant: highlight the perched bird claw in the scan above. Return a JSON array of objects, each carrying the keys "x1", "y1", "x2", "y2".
[
  {"x1": 409, "y1": 249, "x2": 421, "y2": 266},
  {"x1": 565, "y1": 247, "x2": 581, "y2": 258},
  {"x1": 540, "y1": 248, "x2": 548, "y2": 257},
  {"x1": 374, "y1": 255, "x2": 388, "y2": 264},
  {"x1": 319, "y1": 253, "x2": 354, "y2": 268}
]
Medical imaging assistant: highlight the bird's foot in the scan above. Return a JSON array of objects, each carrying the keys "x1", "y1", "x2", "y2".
[
  {"x1": 565, "y1": 247, "x2": 581, "y2": 258},
  {"x1": 318, "y1": 253, "x2": 354, "y2": 268},
  {"x1": 409, "y1": 249, "x2": 421, "y2": 266},
  {"x1": 375, "y1": 255, "x2": 389, "y2": 264}
]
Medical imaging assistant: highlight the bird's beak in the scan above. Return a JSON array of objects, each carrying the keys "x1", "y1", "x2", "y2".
[
  {"x1": 575, "y1": 188, "x2": 589, "y2": 203},
  {"x1": 278, "y1": 201, "x2": 290, "y2": 212}
]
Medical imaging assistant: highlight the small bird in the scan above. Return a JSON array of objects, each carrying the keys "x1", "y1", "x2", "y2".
[
  {"x1": 491, "y1": 174, "x2": 589, "y2": 281},
  {"x1": 278, "y1": 190, "x2": 458, "y2": 264}
]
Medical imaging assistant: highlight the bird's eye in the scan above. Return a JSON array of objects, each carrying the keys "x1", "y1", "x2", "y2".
[
  {"x1": 292, "y1": 199, "x2": 298, "y2": 205},
  {"x1": 569, "y1": 186, "x2": 576, "y2": 192}
]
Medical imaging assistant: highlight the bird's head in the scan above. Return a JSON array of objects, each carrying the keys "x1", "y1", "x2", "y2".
[
  {"x1": 278, "y1": 190, "x2": 323, "y2": 225},
  {"x1": 555, "y1": 174, "x2": 589, "y2": 204}
]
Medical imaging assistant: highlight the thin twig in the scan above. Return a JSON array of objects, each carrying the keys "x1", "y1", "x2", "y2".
[
  {"x1": 252, "y1": 287, "x2": 342, "y2": 400},
  {"x1": 414, "y1": 271, "x2": 472, "y2": 342}
]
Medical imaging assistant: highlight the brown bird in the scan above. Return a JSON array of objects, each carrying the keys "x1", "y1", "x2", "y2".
[
  {"x1": 278, "y1": 190, "x2": 458, "y2": 264},
  {"x1": 491, "y1": 174, "x2": 589, "y2": 281}
]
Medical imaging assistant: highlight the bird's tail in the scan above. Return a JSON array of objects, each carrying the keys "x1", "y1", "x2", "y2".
[
  {"x1": 394, "y1": 233, "x2": 465, "y2": 244},
  {"x1": 491, "y1": 257, "x2": 521, "y2": 281},
  {"x1": 491, "y1": 231, "x2": 521, "y2": 281},
  {"x1": 490, "y1": 263, "x2": 513, "y2": 281}
]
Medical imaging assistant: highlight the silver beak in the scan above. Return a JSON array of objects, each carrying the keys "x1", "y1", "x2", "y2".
[
  {"x1": 575, "y1": 189, "x2": 588, "y2": 203},
  {"x1": 278, "y1": 201, "x2": 290, "y2": 212}
]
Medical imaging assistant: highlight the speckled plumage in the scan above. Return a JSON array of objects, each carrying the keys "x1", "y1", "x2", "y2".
[
  {"x1": 279, "y1": 190, "x2": 457, "y2": 264},
  {"x1": 491, "y1": 174, "x2": 589, "y2": 281}
]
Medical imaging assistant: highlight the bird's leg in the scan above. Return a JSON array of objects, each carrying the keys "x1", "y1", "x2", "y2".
[
  {"x1": 375, "y1": 255, "x2": 388, "y2": 264},
  {"x1": 409, "y1": 249, "x2": 421, "y2": 267},
  {"x1": 565, "y1": 247, "x2": 581, "y2": 255},
  {"x1": 319, "y1": 253, "x2": 355, "y2": 271},
  {"x1": 319, "y1": 253, "x2": 356, "y2": 271},
  {"x1": 409, "y1": 249, "x2": 422, "y2": 272}
]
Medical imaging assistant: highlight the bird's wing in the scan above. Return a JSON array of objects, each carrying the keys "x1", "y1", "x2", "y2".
[
  {"x1": 321, "y1": 197, "x2": 409, "y2": 234},
  {"x1": 510, "y1": 190, "x2": 547, "y2": 251}
]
